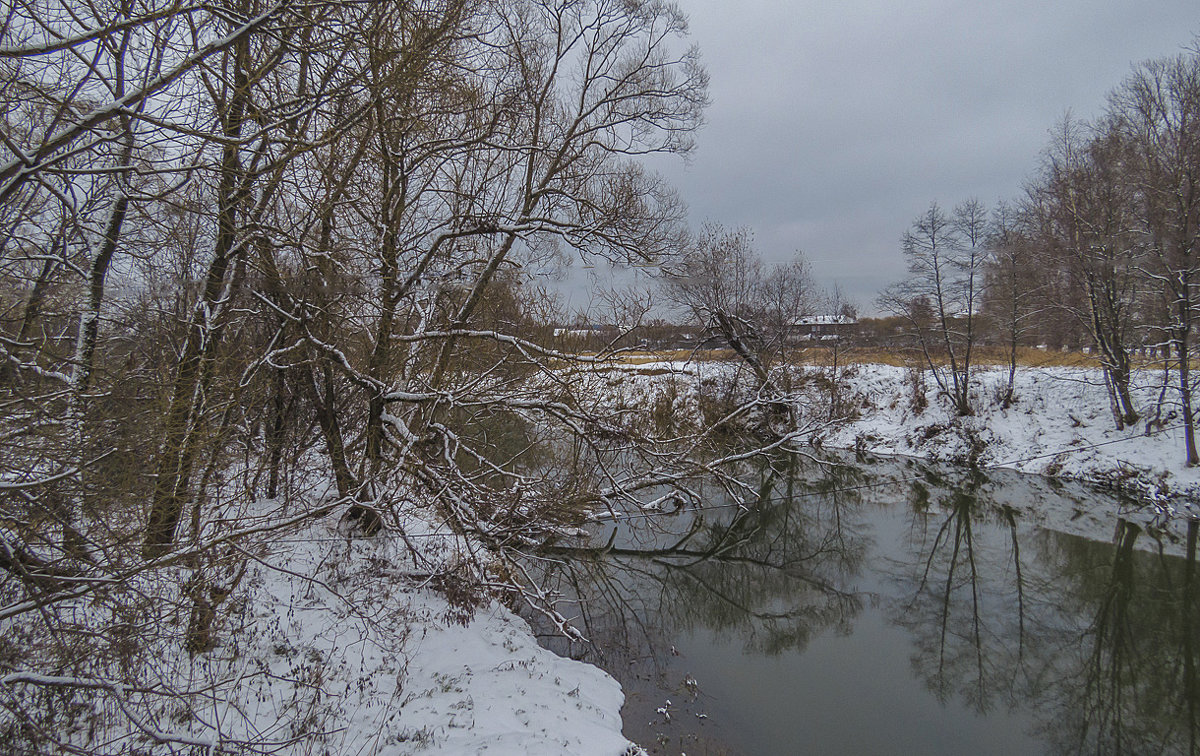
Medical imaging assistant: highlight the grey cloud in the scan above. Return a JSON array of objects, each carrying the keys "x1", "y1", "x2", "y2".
[{"x1": 645, "y1": 0, "x2": 1197, "y2": 310}]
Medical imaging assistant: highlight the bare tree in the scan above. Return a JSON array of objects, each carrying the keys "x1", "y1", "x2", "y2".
[
  {"x1": 142, "y1": 0, "x2": 377, "y2": 556},
  {"x1": 821, "y1": 285, "x2": 857, "y2": 421},
  {"x1": 0, "y1": 0, "x2": 788, "y2": 751},
  {"x1": 1027, "y1": 116, "x2": 1144, "y2": 429},
  {"x1": 1110, "y1": 51, "x2": 1200, "y2": 463},
  {"x1": 663, "y1": 223, "x2": 767, "y2": 363},
  {"x1": 759, "y1": 255, "x2": 819, "y2": 363},
  {"x1": 982, "y1": 201, "x2": 1040, "y2": 408},
  {"x1": 880, "y1": 200, "x2": 986, "y2": 416}
]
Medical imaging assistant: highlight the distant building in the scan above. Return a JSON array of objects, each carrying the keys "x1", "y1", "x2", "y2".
[
  {"x1": 787, "y1": 315, "x2": 858, "y2": 343},
  {"x1": 553, "y1": 327, "x2": 604, "y2": 339}
]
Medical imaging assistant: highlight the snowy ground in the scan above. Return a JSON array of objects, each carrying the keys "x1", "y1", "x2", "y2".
[
  {"x1": 210, "y1": 520, "x2": 637, "y2": 756},
  {"x1": 602, "y1": 360, "x2": 1200, "y2": 508},
  {"x1": 54, "y1": 508, "x2": 641, "y2": 756},
  {"x1": 580, "y1": 359, "x2": 1200, "y2": 544}
]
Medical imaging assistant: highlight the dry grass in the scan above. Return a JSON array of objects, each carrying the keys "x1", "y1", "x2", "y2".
[
  {"x1": 824, "y1": 346, "x2": 1105, "y2": 369},
  {"x1": 578, "y1": 346, "x2": 1125, "y2": 369},
  {"x1": 573, "y1": 345, "x2": 1175, "y2": 370},
  {"x1": 578, "y1": 349, "x2": 734, "y2": 364}
]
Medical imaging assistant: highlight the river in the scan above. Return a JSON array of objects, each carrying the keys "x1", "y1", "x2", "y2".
[{"x1": 531, "y1": 452, "x2": 1200, "y2": 755}]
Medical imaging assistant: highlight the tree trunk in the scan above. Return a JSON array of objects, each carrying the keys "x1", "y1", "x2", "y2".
[
  {"x1": 1178, "y1": 346, "x2": 1198, "y2": 465},
  {"x1": 1175, "y1": 281, "x2": 1199, "y2": 465},
  {"x1": 303, "y1": 360, "x2": 358, "y2": 500},
  {"x1": 1, "y1": 246, "x2": 61, "y2": 385},
  {"x1": 713, "y1": 311, "x2": 790, "y2": 432},
  {"x1": 143, "y1": 37, "x2": 252, "y2": 558},
  {"x1": 1111, "y1": 362, "x2": 1139, "y2": 429},
  {"x1": 64, "y1": 110, "x2": 134, "y2": 556},
  {"x1": 266, "y1": 368, "x2": 288, "y2": 500}
]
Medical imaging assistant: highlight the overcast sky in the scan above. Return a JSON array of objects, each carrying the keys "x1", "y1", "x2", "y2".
[{"x1": 635, "y1": 0, "x2": 1199, "y2": 314}]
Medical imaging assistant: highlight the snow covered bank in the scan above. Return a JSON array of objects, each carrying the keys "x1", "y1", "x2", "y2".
[
  {"x1": 20, "y1": 360, "x2": 1200, "y2": 756},
  {"x1": 279, "y1": 361, "x2": 1194, "y2": 754},
  {"x1": 202, "y1": 518, "x2": 637, "y2": 755},
  {"x1": 4, "y1": 504, "x2": 640, "y2": 755},
  {"x1": 589, "y1": 359, "x2": 1200, "y2": 524},
  {"x1": 819, "y1": 363, "x2": 1200, "y2": 519}
]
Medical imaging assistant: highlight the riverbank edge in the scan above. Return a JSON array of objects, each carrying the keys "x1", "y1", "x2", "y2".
[{"x1": 805, "y1": 363, "x2": 1200, "y2": 544}]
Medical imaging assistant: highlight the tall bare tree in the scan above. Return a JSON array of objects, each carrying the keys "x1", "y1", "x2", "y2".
[
  {"x1": 982, "y1": 201, "x2": 1040, "y2": 408},
  {"x1": 759, "y1": 255, "x2": 819, "y2": 363},
  {"x1": 0, "y1": 0, "x2": 725, "y2": 749},
  {"x1": 1027, "y1": 116, "x2": 1144, "y2": 429},
  {"x1": 1111, "y1": 51, "x2": 1200, "y2": 463},
  {"x1": 880, "y1": 199, "x2": 987, "y2": 416}
]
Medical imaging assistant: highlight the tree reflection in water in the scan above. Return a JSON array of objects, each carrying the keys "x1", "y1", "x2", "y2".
[
  {"x1": 528, "y1": 453, "x2": 1200, "y2": 755},
  {"x1": 1035, "y1": 516, "x2": 1200, "y2": 755},
  {"x1": 532, "y1": 454, "x2": 873, "y2": 750},
  {"x1": 538, "y1": 454, "x2": 871, "y2": 656},
  {"x1": 894, "y1": 463, "x2": 1200, "y2": 755},
  {"x1": 893, "y1": 470, "x2": 1024, "y2": 713}
]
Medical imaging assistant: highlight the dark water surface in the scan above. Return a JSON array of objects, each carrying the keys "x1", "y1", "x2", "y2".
[{"x1": 533, "y1": 453, "x2": 1200, "y2": 755}]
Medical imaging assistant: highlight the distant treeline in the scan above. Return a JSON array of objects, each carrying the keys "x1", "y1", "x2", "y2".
[{"x1": 875, "y1": 43, "x2": 1200, "y2": 455}]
